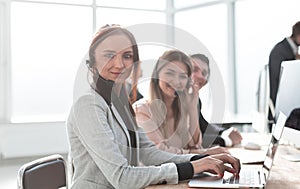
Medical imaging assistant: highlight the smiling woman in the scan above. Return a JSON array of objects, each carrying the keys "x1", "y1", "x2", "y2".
[
  {"x1": 133, "y1": 50, "x2": 202, "y2": 154},
  {"x1": 92, "y1": 35, "x2": 134, "y2": 82},
  {"x1": 158, "y1": 61, "x2": 189, "y2": 98}
]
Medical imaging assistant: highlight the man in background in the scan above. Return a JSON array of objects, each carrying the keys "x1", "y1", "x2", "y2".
[
  {"x1": 268, "y1": 21, "x2": 300, "y2": 126},
  {"x1": 190, "y1": 54, "x2": 243, "y2": 148}
]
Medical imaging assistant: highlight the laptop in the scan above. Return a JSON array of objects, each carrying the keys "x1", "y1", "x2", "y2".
[{"x1": 188, "y1": 112, "x2": 287, "y2": 188}]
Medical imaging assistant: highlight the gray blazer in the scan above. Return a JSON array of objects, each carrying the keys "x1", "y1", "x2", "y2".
[{"x1": 67, "y1": 89, "x2": 194, "y2": 189}]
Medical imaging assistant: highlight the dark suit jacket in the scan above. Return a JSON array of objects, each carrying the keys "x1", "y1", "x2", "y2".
[
  {"x1": 198, "y1": 99, "x2": 226, "y2": 147},
  {"x1": 268, "y1": 38, "x2": 295, "y2": 107}
]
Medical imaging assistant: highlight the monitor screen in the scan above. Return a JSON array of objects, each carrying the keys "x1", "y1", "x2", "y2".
[
  {"x1": 275, "y1": 60, "x2": 300, "y2": 118},
  {"x1": 275, "y1": 60, "x2": 300, "y2": 148}
]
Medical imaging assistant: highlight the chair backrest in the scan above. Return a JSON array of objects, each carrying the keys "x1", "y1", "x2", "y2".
[{"x1": 17, "y1": 154, "x2": 67, "y2": 189}]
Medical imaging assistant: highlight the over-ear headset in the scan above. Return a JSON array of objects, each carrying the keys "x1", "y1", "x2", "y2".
[
  {"x1": 86, "y1": 50, "x2": 96, "y2": 69},
  {"x1": 86, "y1": 59, "x2": 92, "y2": 68}
]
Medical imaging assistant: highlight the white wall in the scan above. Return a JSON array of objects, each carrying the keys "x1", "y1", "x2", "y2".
[{"x1": 0, "y1": 122, "x2": 68, "y2": 159}]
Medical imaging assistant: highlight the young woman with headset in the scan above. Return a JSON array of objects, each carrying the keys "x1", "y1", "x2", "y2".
[{"x1": 67, "y1": 25, "x2": 240, "y2": 189}]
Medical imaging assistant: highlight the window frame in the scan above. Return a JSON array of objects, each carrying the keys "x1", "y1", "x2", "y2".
[{"x1": 0, "y1": 0, "x2": 12, "y2": 123}]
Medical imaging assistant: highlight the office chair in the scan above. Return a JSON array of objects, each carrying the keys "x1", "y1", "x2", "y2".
[{"x1": 17, "y1": 154, "x2": 68, "y2": 189}]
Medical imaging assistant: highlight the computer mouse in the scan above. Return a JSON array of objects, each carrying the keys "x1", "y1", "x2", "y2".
[{"x1": 244, "y1": 142, "x2": 261, "y2": 150}]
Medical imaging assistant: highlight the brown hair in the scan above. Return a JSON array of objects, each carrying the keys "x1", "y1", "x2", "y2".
[
  {"x1": 149, "y1": 50, "x2": 192, "y2": 132},
  {"x1": 87, "y1": 24, "x2": 140, "y2": 103}
]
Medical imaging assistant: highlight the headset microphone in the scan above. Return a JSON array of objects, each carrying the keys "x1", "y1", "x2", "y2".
[{"x1": 188, "y1": 87, "x2": 193, "y2": 94}]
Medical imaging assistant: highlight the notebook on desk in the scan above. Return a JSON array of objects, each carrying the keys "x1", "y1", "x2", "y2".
[{"x1": 188, "y1": 112, "x2": 287, "y2": 188}]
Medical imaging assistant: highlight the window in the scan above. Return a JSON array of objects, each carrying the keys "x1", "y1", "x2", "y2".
[
  {"x1": 0, "y1": 1, "x2": 9, "y2": 122},
  {"x1": 174, "y1": 0, "x2": 221, "y2": 9},
  {"x1": 175, "y1": 3, "x2": 228, "y2": 121},
  {"x1": 23, "y1": 0, "x2": 92, "y2": 5},
  {"x1": 10, "y1": 2, "x2": 92, "y2": 122},
  {"x1": 5, "y1": 0, "x2": 297, "y2": 123},
  {"x1": 3, "y1": 0, "x2": 167, "y2": 123},
  {"x1": 235, "y1": 0, "x2": 300, "y2": 114},
  {"x1": 97, "y1": 0, "x2": 165, "y2": 10},
  {"x1": 96, "y1": 8, "x2": 165, "y2": 28}
]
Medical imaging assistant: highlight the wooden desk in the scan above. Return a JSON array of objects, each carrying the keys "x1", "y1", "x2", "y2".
[
  {"x1": 145, "y1": 145, "x2": 300, "y2": 189},
  {"x1": 265, "y1": 145, "x2": 300, "y2": 189}
]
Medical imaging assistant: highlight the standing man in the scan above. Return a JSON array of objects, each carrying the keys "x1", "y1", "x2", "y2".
[
  {"x1": 268, "y1": 21, "x2": 300, "y2": 124},
  {"x1": 190, "y1": 54, "x2": 243, "y2": 148}
]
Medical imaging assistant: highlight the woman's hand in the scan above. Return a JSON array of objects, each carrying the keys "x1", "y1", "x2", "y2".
[
  {"x1": 184, "y1": 82, "x2": 199, "y2": 109},
  {"x1": 191, "y1": 153, "x2": 240, "y2": 178},
  {"x1": 210, "y1": 153, "x2": 241, "y2": 175},
  {"x1": 181, "y1": 81, "x2": 203, "y2": 147},
  {"x1": 228, "y1": 128, "x2": 243, "y2": 145}
]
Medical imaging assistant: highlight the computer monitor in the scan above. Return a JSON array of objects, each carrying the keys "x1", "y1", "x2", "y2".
[{"x1": 275, "y1": 60, "x2": 300, "y2": 149}]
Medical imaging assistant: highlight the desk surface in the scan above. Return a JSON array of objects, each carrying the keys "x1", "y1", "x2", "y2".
[{"x1": 145, "y1": 144, "x2": 300, "y2": 189}]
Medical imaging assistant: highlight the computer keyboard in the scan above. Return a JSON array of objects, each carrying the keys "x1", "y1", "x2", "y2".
[
  {"x1": 223, "y1": 169, "x2": 259, "y2": 185},
  {"x1": 239, "y1": 169, "x2": 258, "y2": 185}
]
